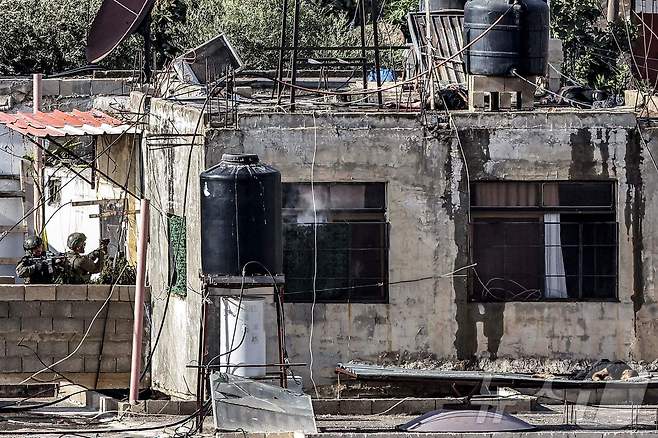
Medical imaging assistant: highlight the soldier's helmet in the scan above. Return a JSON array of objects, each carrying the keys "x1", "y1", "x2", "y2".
[
  {"x1": 67, "y1": 232, "x2": 87, "y2": 250},
  {"x1": 23, "y1": 235, "x2": 43, "y2": 251}
]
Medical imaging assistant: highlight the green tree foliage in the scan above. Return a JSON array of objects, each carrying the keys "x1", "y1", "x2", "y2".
[
  {"x1": 0, "y1": 0, "x2": 416, "y2": 75},
  {"x1": 550, "y1": 0, "x2": 638, "y2": 92}
]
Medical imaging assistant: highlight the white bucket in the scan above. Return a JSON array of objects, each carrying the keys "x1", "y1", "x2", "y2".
[{"x1": 219, "y1": 297, "x2": 266, "y2": 378}]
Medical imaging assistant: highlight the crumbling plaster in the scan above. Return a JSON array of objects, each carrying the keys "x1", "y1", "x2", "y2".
[{"x1": 142, "y1": 98, "x2": 658, "y2": 396}]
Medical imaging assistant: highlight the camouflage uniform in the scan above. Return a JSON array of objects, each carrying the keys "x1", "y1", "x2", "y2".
[
  {"x1": 16, "y1": 255, "x2": 55, "y2": 284},
  {"x1": 16, "y1": 235, "x2": 54, "y2": 284},
  {"x1": 65, "y1": 249, "x2": 106, "y2": 284},
  {"x1": 63, "y1": 232, "x2": 106, "y2": 284}
]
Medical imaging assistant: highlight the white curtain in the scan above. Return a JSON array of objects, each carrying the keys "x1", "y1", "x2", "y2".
[{"x1": 544, "y1": 213, "x2": 568, "y2": 298}]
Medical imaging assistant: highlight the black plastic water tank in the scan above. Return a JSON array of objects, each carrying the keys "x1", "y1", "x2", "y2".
[
  {"x1": 419, "y1": 0, "x2": 466, "y2": 11},
  {"x1": 519, "y1": 0, "x2": 549, "y2": 76},
  {"x1": 200, "y1": 154, "x2": 282, "y2": 277},
  {"x1": 463, "y1": 0, "x2": 549, "y2": 77},
  {"x1": 464, "y1": 0, "x2": 523, "y2": 76}
]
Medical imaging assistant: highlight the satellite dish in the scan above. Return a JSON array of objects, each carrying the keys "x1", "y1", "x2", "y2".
[{"x1": 86, "y1": 0, "x2": 157, "y2": 64}]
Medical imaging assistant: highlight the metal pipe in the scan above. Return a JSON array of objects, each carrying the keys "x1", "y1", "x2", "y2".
[
  {"x1": 32, "y1": 73, "x2": 44, "y2": 233},
  {"x1": 359, "y1": 0, "x2": 368, "y2": 91},
  {"x1": 425, "y1": 0, "x2": 435, "y2": 110},
  {"x1": 276, "y1": 0, "x2": 290, "y2": 103},
  {"x1": 371, "y1": 0, "x2": 383, "y2": 107},
  {"x1": 129, "y1": 198, "x2": 150, "y2": 404},
  {"x1": 290, "y1": 0, "x2": 301, "y2": 111}
]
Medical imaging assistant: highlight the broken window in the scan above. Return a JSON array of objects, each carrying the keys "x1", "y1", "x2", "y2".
[
  {"x1": 282, "y1": 182, "x2": 389, "y2": 303},
  {"x1": 168, "y1": 214, "x2": 187, "y2": 296},
  {"x1": 470, "y1": 181, "x2": 617, "y2": 301}
]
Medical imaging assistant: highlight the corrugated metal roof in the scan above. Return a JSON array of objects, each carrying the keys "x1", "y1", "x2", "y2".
[{"x1": 0, "y1": 109, "x2": 132, "y2": 138}]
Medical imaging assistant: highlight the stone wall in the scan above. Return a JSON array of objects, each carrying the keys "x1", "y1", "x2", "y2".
[{"x1": 0, "y1": 284, "x2": 149, "y2": 389}]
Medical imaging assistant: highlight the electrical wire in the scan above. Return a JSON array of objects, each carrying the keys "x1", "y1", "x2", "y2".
[
  {"x1": 308, "y1": 111, "x2": 320, "y2": 398},
  {"x1": 19, "y1": 265, "x2": 127, "y2": 384}
]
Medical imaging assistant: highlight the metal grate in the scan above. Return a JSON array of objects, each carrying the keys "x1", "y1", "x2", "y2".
[{"x1": 408, "y1": 11, "x2": 466, "y2": 85}]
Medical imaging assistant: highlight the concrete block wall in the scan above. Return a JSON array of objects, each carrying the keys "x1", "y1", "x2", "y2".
[{"x1": 0, "y1": 284, "x2": 149, "y2": 389}]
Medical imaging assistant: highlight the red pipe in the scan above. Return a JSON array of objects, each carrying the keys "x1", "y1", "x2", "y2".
[{"x1": 130, "y1": 198, "x2": 150, "y2": 403}]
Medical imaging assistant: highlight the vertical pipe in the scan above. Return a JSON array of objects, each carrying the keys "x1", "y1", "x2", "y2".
[
  {"x1": 290, "y1": 0, "x2": 301, "y2": 111},
  {"x1": 359, "y1": 0, "x2": 368, "y2": 92},
  {"x1": 425, "y1": 0, "x2": 435, "y2": 110},
  {"x1": 276, "y1": 0, "x2": 290, "y2": 103},
  {"x1": 32, "y1": 74, "x2": 44, "y2": 234},
  {"x1": 129, "y1": 198, "x2": 150, "y2": 404},
  {"x1": 371, "y1": 0, "x2": 383, "y2": 107}
]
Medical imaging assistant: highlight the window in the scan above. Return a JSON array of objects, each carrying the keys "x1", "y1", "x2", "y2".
[
  {"x1": 47, "y1": 177, "x2": 61, "y2": 205},
  {"x1": 470, "y1": 181, "x2": 617, "y2": 301},
  {"x1": 283, "y1": 182, "x2": 389, "y2": 303},
  {"x1": 168, "y1": 214, "x2": 187, "y2": 296}
]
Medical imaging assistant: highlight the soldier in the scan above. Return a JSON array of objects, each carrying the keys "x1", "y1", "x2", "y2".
[
  {"x1": 64, "y1": 232, "x2": 108, "y2": 284},
  {"x1": 16, "y1": 235, "x2": 61, "y2": 284}
]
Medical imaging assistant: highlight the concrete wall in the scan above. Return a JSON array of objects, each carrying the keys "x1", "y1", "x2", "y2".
[
  {"x1": 0, "y1": 284, "x2": 149, "y2": 389},
  {"x1": 143, "y1": 101, "x2": 657, "y2": 396},
  {"x1": 143, "y1": 97, "x2": 206, "y2": 399}
]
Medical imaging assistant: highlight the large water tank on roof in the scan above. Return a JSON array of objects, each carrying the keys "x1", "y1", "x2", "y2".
[
  {"x1": 463, "y1": 0, "x2": 549, "y2": 77},
  {"x1": 418, "y1": 0, "x2": 466, "y2": 11},
  {"x1": 200, "y1": 153, "x2": 282, "y2": 277}
]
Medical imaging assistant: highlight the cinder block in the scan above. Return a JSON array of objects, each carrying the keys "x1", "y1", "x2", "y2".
[
  {"x1": 116, "y1": 356, "x2": 131, "y2": 372},
  {"x1": 84, "y1": 356, "x2": 116, "y2": 373},
  {"x1": 59, "y1": 79, "x2": 91, "y2": 96},
  {"x1": 87, "y1": 285, "x2": 116, "y2": 301},
  {"x1": 21, "y1": 317, "x2": 53, "y2": 333},
  {"x1": 81, "y1": 318, "x2": 107, "y2": 339},
  {"x1": 0, "y1": 356, "x2": 22, "y2": 372},
  {"x1": 119, "y1": 286, "x2": 134, "y2": 302},
  {"x1": 312, "y1": 399, "x2": 339, "y2": 415},
  {"x1": 25, "y1": 285, "x2": 56, "y2": 301},
  {"x1": 21, "y1": 356, "x2": 52, "y2": 372},
  {"x1": 107, "y1": 302, "x2": 134, "y2": 319},
  {"x1": 0, "y1": 302, "x2": 8, "y2": 318},
  {"x1": 91, "y1": 79, "x2": 126, "y2": 96},
  {"x1": 100, "y1": 341, "x2": 132, "y2": 357},
  {"x1": 0, "y1": 318, "x2": 21, "y2": 333},
  {"x1": 52, "y1": 318, "x2": 84, "y2": 333},
  {"x1": 146, "y1": 399, "x2": 178, "y2": 415},
  {"x1": 76, "y1": 302, "x2": 106, "y2": 317},
  {"x1": 0, "y1": 339, "x2": 4, "y2": 356},
  {"x1": 113, "y1": 319, "x2": 133, "y2": 337},
  {"x1": 0, "y1": 285, "x2": 25, "y2": 300},
  {"x1": 56, "y1": 285, "x2": 87, "y2": 301},
  {"x1": 338, "y1": 399, "x2": 372, "y2": 415},
  {"x1": 71, "y1": 339, "x2": 101, "y2": 356},
  {"x1": 177, "y1": 400, "x2": 199, "y2": 415},
  {"x1": 118, "y1": 400, "x2": 145, "y2": 414},
  {"x1": 51, "y1": 356, "x2": 84, "y2": 373},
  {"x1": 6, "y1": 340, "x2": 36, "y2": 357},
  {"x1": 8, "y1": 302, "x2": 40, "y2": 317},
  {"x1": 37, "y1": 340, "x2": 69, "y2": 356},
  {"x1": 40, "y1": 302, "x2": 73, "y2": 318},
  {"x1": 41, "y1": 79, "x2": 60, "y2": 96}
]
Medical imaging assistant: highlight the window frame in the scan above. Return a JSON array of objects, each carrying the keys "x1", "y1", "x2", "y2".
[
  {"x1": 282, "y1": 181, "x2": 390, "y2": 304},
  {"x1": 468, "y1": 180, "x2": 619, "y2": 303}
]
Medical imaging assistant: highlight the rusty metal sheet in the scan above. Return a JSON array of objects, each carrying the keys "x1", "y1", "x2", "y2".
[{"x1": 0, "y1": 110, "x2": 132, "y2": 138}]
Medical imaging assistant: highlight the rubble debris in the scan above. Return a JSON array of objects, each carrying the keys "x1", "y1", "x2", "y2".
[
  {"x1": 397, "y1": 409, "x2": 536, "y2": 433},
  {"x1": 573, "y1": 359, "x2": 638, "y2": 381}
]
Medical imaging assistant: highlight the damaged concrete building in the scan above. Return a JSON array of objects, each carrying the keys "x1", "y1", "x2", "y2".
[{"x1": 137, "y1": 88, "x2": 658, "y2": 397}]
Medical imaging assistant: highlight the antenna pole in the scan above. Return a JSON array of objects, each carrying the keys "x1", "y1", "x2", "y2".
[
  {"x1": 32, "y1": 73, "x2": 45, "y2": 235},
  {"x1": 139, "y1": 14, "x2": 153, "y2": 83}
]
